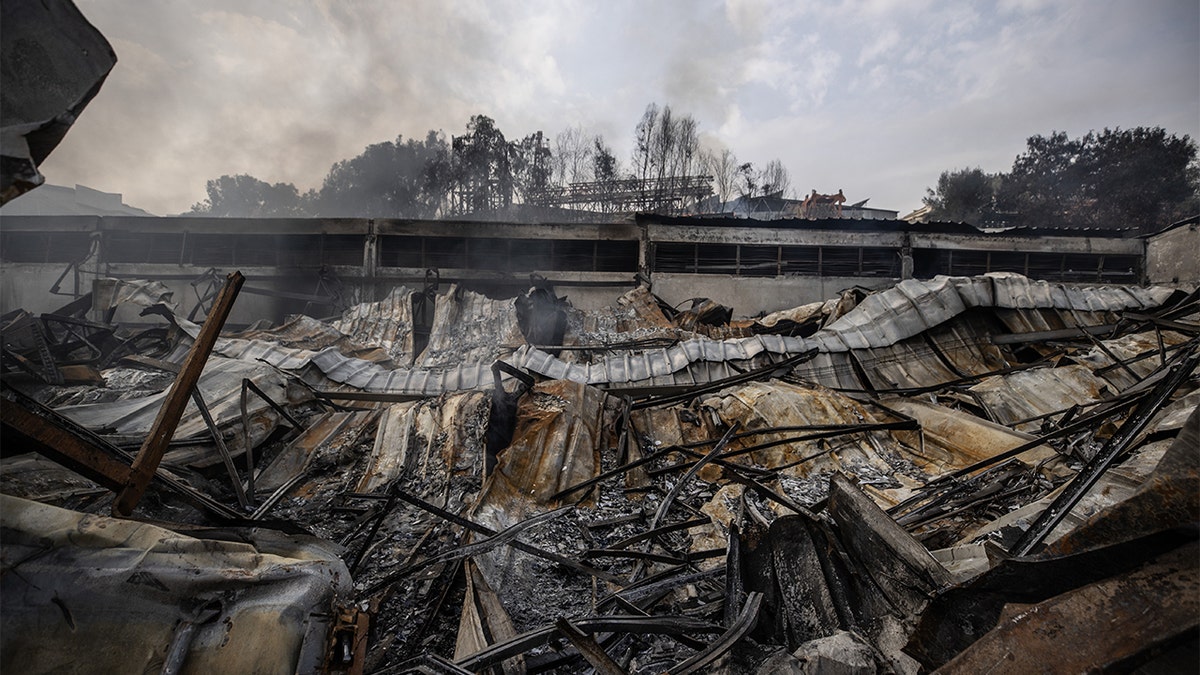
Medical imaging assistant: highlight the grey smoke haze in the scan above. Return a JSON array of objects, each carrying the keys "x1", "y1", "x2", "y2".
[{"x1": 35, "y1": 0, "x2": 1200, "y2": 216}]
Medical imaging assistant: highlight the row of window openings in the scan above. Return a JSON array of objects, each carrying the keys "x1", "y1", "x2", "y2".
[
  {"x1": 0, "y1": 232, "x2": 638, "y2": 273},
  {"x1": 0, "y1": 232, "x2": 1140, "y2": 282},
  {"x1": 652, "y1": 243, "x2": 1141, "y2": 281}
]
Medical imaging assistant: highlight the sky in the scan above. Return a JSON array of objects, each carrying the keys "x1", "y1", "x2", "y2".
[{"x1": 36, "y1": 0, "x2": 1200, "y2": 216}]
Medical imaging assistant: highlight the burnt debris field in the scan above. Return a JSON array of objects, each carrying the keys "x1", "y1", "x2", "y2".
[{"x1": 2, "y1": 272, "x2": 1198, "y2": 674}]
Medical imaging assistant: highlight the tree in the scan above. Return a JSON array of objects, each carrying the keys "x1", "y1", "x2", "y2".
[
  {"x1": 996, "y1": 127, "x2": 1198, "y2": 232},
  {"x1": 511, "y1": 130, "x2": 553, "y2": 203},
  {"x1": 923, "y1": 167, "x2": 1002, "y2": 224},
  {"x1": 759, "y1": 159, "x2": 791, "y2": 197},
  {"x1": 552, "y1": 125, "x2": 593, "y2": 185},
  {"x1": 731, "y1": 160, "x2": 792, "y2": 199},
  {"x1": 450, "y1": 115, "x2": 514, "y2": 214},
  {"x1": 702, "y1": 147, "x2": 739, "y2": 204},
  {"x1": 592, "y1": 135, "x2": 618, "y2": 184},
  {"x1": 311, "y1": 132, "x2": 449, "y2": 217},
  {"x1": 188, "y1": 174, "x2": 304, "y2": 217},
  {"x1": 629, "y1": 102, "x2": 706, "y2": 213}
]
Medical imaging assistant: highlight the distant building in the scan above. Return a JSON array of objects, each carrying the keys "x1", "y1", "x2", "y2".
[
  {"x1": 0, "y1": 184, "x2": 154, "y2": 217},
  {"x1": 697, "y1": 191, "x2": 898, "y2": 221}
]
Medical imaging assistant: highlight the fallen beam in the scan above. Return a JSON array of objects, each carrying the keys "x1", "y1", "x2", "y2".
[
  {"x1": 1, "y1": 385, "x2": 128, "y2": 491},
  {"x1": 114, "y1": 271, "x2": 244, "y2": 516}
]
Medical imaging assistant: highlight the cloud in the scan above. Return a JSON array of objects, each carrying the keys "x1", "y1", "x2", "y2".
[{"x1": 34, "y1": 0, "x2": 1199, "y2": 217}]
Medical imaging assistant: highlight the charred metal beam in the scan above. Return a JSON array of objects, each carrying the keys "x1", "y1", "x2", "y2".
[
  {"x1": 1084, "y1": 330, "x2": 1143, "y2": 382},
  {"x1": 584, "y1": 549, "x2": 689, "y2": 565},
  {"x1": 630, "y1": 349, "x2": 818, "y2": 411},
  {"x1": 1009, "y1": 345, "x2": 1200, "y2": 557},
  {"x1": 1093, "y1": 336, "x2": 1194, "y2": 376},
  {"x1": 666, "y1": 592, "x2": 762, "y2": 675},
  {"x1": 554, "y1": 617, "x2": 626, "y2": 675},
  {"x1": 349, "y1": 492, "x2": 397, "y2": 574},
  {"x1": 376, "y1": 654, "x2": 473, "y2": 675},
  {"x1": 888, "y1": 388, "x2": 1153, "y2": 519},
  {"x1": 650, "y1": 423, "x2": 741, "y2": 531},
  {"x1": 552, "y1": 421, "x2": 915, "y2": 503},
  {"x1": 607, "y1": 517, "x2": 710, "y2": 551},
  {"x1": 237, "y1": 376, "x2": 304, "y2": 504},
  {"x1": 114, "y1": 271, "x2": 244, "y2": 516},
  {"x1": 454, "y1": 615, "x2": 723, "y2": 672},
  {"x1": 361, "y1": 506, "x2": 574, "y2": 596},
  {"x1": 190, "y1": 389, "x2": 251, "y2": 511},
  {"x1": 1121, "y1": 312, "x2": 1200, "y2": 335},
  {"x1": 990, "y1": 324, "x2": 1118, "y2": 344},
  {"x1": 352, "y1": 488, "x2": 625, "y2": 585}
]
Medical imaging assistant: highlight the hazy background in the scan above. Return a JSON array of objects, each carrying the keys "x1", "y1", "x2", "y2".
[{"x1": 38, "y1": 0, "x2": 1200, "y2": 216}]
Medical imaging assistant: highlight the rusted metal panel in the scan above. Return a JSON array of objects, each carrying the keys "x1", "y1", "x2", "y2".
[{"x1": 483, "y1": 380, "x2": 608, "y2": 509}]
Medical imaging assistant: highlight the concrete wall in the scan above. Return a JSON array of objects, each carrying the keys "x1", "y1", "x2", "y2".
[
  {"x1": 652, "y1": 273, "x2": 886, "y2": 314},
  {"x1": 1146, "y1": 222, "x2": 1199, "y2": 285}
]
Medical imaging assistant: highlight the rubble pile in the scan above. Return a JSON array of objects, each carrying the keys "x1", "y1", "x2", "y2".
[{"x1": 2, "y1": 272, "x2": 1197, "y2": 673}]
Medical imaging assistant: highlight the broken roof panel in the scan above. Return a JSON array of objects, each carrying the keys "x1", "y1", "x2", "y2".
[
  {"x1": 968, "y1": 364, "x2": 1114, "y2": 431},
  {"x1": 56, "y1": 357, "x2": 296, "y2": 441},
  {"x1": 0, "y1": 494, "x2": 349, "y2": 674},
  {"x1": 418, "y1": 284, "x2": 523, "y2": 367},
  {"x1": 330, "y1": 286, "x2": 417, "y2": 366}
]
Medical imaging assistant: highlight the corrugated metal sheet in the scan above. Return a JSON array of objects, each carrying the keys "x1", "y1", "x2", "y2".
[
  {"x1": 418, "y1": 284, "x2": 523, "y2": 367},
  {"x1": 968, "y1": 365, "x2": 1114, "y2": 431},
  {"x1": 58, "y1": 357, "x2": 295, "y2": 441},
  {"x1": 924, "y1": 317, "x2": 1011, "y2": 377},
  {"x1": 175, "y1": 276, "x2": 1181, "y2": 396},
  {"x1": 855, "y1": 339, "x2": 961, "y2": 391},
  {"x1": 357, "y1": 391, "x2": 491, "y2": 496},
  {"x1": 330, "y1": 286, "x2": 417, "y2": 366}
]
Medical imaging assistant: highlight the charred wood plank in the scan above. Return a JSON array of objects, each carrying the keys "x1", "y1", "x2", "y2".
[
  {"x1": 827, "y1": 474, "x2": 951, "y2": 617},
  {"x1": 113, "y1": 271, "x2": 243, "y2": 516},
  {"x1": 1, "y1": 386, "x2": 128, "y2": 491}
]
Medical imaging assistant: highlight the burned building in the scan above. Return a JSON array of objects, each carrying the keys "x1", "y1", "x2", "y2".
[
  {"x1": 0, "y1": 213, "x2": 1148, "y2": 323},
  {"x1": 1, "y1": 214, "x2": 1197, "y2": 673}
]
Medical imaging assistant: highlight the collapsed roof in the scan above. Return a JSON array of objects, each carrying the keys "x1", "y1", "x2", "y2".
[{"x1": 1, "y1": 272, "x2": 1197, "y2": 673}]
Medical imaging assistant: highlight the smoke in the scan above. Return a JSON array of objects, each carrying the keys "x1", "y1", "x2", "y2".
[{"x1": 31, "y1": 0, "x2": 1200, "y2": 218}]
